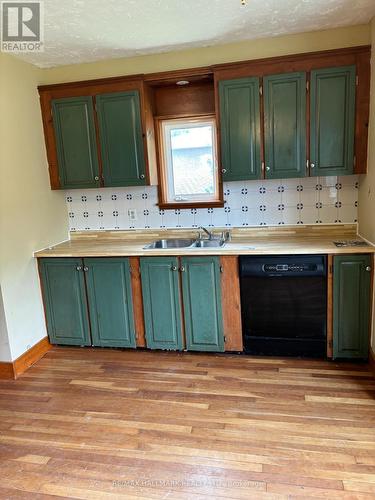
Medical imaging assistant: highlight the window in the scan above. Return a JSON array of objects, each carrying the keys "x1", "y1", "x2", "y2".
[{"x1": 157, "y1": 116, "x2": 222, "y2": 208}]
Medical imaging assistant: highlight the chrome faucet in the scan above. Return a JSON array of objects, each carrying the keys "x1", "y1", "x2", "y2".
[{"x1": 198, "y1": 226, "x2": 214, "y2": 240}]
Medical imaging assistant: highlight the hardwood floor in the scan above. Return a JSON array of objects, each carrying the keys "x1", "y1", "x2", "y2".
[{"x1": 0, "y1": 348, "x2": 375, "y2": 499}]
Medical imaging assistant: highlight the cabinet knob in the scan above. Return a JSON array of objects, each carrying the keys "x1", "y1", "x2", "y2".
[
  {"x1": 83, "y1": 266, "x2": 89, "y2": 272},
  {"x1": 310, "y1": 163, "x2": 315, "y2": 169},
  {"x1": 171, "y1": 265, "x2": 177, "y2": 271},
  {"x1": 266, "y1": 166, "x2": 270, "y2": 171},
  {"x1": 366, "y1": 266, "x2": 372, "y2": 272},
  {"x1": 221, "y1": 168, "x2": 227, "y2": 174},
  {"x1": 180, "y1": 266, "x2": 185, "y2": 272},
  {"x1": 76, "y1": 266, "x2": 82, "y2": 271},
  {"x1": 94, "y1": 176, "x2": 99, "y2": 181},
  {"x1": 139, "y1": 174, "x2": 145, "y2": 179}
]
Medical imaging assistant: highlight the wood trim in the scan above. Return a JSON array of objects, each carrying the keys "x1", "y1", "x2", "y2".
[
  {"x1": 39, "y1": 92, "x2": 60, "y2": 189},
  {"x1": 38, "y1": 73, "x2": 145, "y2": 92},
  {"x1": 327, "y1": 255, "x2": 334, "y2": 358},
  {"x1": 220, "y1": 256, "x2": 243, "y2": 351},
  {"x1": 144, "y1": 66, "x2": 213, "y2": 85},
  {"x1": 129, "y1": 257, "x2": 146, "y2": 348},
  {"x1": 154, "y1": 114, "x2": 224, "y2": 210},
  {"x1": 158, "y1": 200, "x2": 225, "y2": 210},
  {"x1": 354, "y1": 50, "x2": 371, "y2": 174},
  {"x1": 0, "y1": 336, "x2": 52, "y2": 380},
  {"x1": 369, "y1": 347, "x2": 375, "y2": 377},
  {"x1": 0, "y1": 362, "x2": 15, "y2": 379},
  {"x1": 212, "y1": 45, "x2": 371, "y2": 73}
]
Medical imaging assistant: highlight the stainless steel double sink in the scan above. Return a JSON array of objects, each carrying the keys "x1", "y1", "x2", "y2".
[{"x1": 144, "y1": 238, "x2": 225, "y2": 250}]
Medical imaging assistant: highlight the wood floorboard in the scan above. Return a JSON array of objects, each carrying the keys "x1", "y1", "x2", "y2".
[{"x1": 0, "y1": 347, "x2": 375, "y2": 499}]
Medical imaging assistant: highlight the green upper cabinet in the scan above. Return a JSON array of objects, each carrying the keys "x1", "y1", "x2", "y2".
[
  {"x1": 96, "y1": 91, "x2": 146, "y2": 187},
  {"x1": 84, "y1": 258, "x2": 136, "y2": 348},
  {"x1": 39, "y1": 258, "x2": 91, "y2": 346},
  {"x1": 140, "y1": 257, "x2": 183, "y2": 350},
  {"x1": 219, "y1": 77, "x2": 261, "y2": 181},
  {"x1": 52, "y1": 96, "x2": 100, "y2": 189},
  {"x1": 333, "y1": 255, "x2": 371, "y2": 360},
  {"x1": 310, "y1": 65, "x2": 356, "y2": 177},
  {"x1": 264, "y1": 72, "x2": 306, "y2": 179},
  {"x1": 181, "y1": 257, "x2": 224, "y2": 352}
]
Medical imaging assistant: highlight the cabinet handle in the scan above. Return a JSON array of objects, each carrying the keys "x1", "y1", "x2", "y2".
[
  {"x1": 83, "y1": 266, "x2": 89, "y2": 272},
  {"x1": 171, "y1": 265, "x2": 177, "y2": 271},
  {"x1": 366, "y1": 266, "x2": 372, "y2": 272},
  {"x1": 221, "y1": 168, "x2": 226, "y2": 174},
  {"x1": 76, "y1": 266, "x2": 82, "y2": 271},
  {"x1": 94, "y1": 176, "x2": 99, "y2": 181},
  {"x1": 139, "y1": 174, "x2": 145, "y2": 179}
]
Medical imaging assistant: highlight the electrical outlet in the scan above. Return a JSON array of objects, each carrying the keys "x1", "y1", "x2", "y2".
[{"x1": 128, "y1": 209, "x2": 137, "y2": 221}]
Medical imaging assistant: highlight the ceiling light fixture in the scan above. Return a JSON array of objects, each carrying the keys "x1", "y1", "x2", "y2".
[{"x1": 176, "y1": 80, "x2": 190, "y2": 86}]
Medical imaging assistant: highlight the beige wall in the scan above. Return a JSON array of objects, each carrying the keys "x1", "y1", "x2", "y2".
[
  {"x1": 0, "y1": 53, "x2": 68, "y2": 361},
  {"x1": 359, "y1": 19, "x2": 375, "y2": 244},
  {"x1": 40, "y1": 24, "x2": 370, "y2": 84},
  {"x1": 358, "y1": 18, "x2": 375, "y2": 349}
]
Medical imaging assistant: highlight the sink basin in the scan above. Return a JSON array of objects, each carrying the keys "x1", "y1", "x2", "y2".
[
  {"x1": 144, "y1": 238, "x2": 196, "y2": 249},
  {"x1": 193, "y1": 239, "x2": 225, "y2": 248}
]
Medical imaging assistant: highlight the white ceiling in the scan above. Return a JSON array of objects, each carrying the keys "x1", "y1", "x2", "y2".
[{"x1": 15, "y1": 0, "x2": 375, "y2": 68}]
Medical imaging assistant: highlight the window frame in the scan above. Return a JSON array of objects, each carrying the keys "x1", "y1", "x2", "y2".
[{"x1": 155, "y1": 114, "x2": 224, "y2": 210}]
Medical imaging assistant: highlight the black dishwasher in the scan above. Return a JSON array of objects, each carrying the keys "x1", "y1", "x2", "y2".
[{"x1": 240, "y1": 255, "x2": 327, "y2": 357}]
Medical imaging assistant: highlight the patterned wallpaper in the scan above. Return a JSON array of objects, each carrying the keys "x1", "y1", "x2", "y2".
[{"x1": 66, "y1": 175, "x2": 359, "y2": 231}]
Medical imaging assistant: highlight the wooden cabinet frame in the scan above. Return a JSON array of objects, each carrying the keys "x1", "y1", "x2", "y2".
[
  {"x1": 39, "y1": 77, "x2": 157, "y2": 189},
  {"x1": 39, "y1": 45, "x2": 370, "y2": 190},
  {"x1": 213, "y1": 45, "x2": 370, "y2": 176}
]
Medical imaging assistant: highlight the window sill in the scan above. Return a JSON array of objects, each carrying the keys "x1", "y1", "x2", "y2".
[{"x1": 158, "y1": 200, "x2": 224, "y2": 210}]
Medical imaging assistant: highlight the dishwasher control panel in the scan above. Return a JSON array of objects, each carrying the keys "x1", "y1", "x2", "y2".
[
  {"x1": 240, "y1": 255, "x2": 327, "y2": 277},
  {"x1": 263, "y1": 263, "x2": 317, "y2": 273}
]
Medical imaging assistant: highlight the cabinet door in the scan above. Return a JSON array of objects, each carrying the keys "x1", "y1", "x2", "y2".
[
  {"x1": 39, "y1": 258, "x2": 91, "y2": 346},
  {"x1": 84, "y1": 258, "x2": 136, "y2": 348},
  {"x1": 140, "y1": 257, "x2": 183, "y2": 350},
  {"x1": 333, "y1": 255, "x2": 371, "y2": 359},
  {"x1": 96, "y1": 91, "x2": 146, "y2": 187},
  {"x1": 52, "y1": 97, "x2": 100, "y2": 189},
  {"x1": 219, "y1": 78, "x2": 261, "y2": 181},
  {"x1": 181, "y1": 257, "x2": 224, "y2": 352},
  {"x1": 264, "y1": 72, "x2": 306, "y2": 179},
  {"x1": 310, "y1": 66, "x2": 356, "y2": 177}
]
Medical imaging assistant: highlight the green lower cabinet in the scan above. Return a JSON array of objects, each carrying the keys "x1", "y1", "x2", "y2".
[
  {"x1": 333, "y1": 255, "x2": 372, "y2": 359},
  {"x1": 39, "y1": 258, "x2": 91, "y2": 346},
  {"x1": 181, "y1": 257, "x2": 224, "y2": 352},
  {"x1": 84, "y1": 258, "x2": 136, "y2": 348},
  {"x1": 140, "y1": 257, "x2": 183, "y2": 350}
]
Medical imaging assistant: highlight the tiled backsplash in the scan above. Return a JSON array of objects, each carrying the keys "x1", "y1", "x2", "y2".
[{"x1": 66, "y1": 175, "x2": 359, "y2": 231}]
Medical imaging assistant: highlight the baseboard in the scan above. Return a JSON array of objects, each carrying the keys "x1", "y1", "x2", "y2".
[
  {"x1": 369, "y1": 347, "x2": 375, "y2": 377},
  {"x1": 0, "y1": 362, "x2": 15, "y2": 379},
  {"x1": 0, "y1": 337, "x2": 51, "y2": 380}
]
